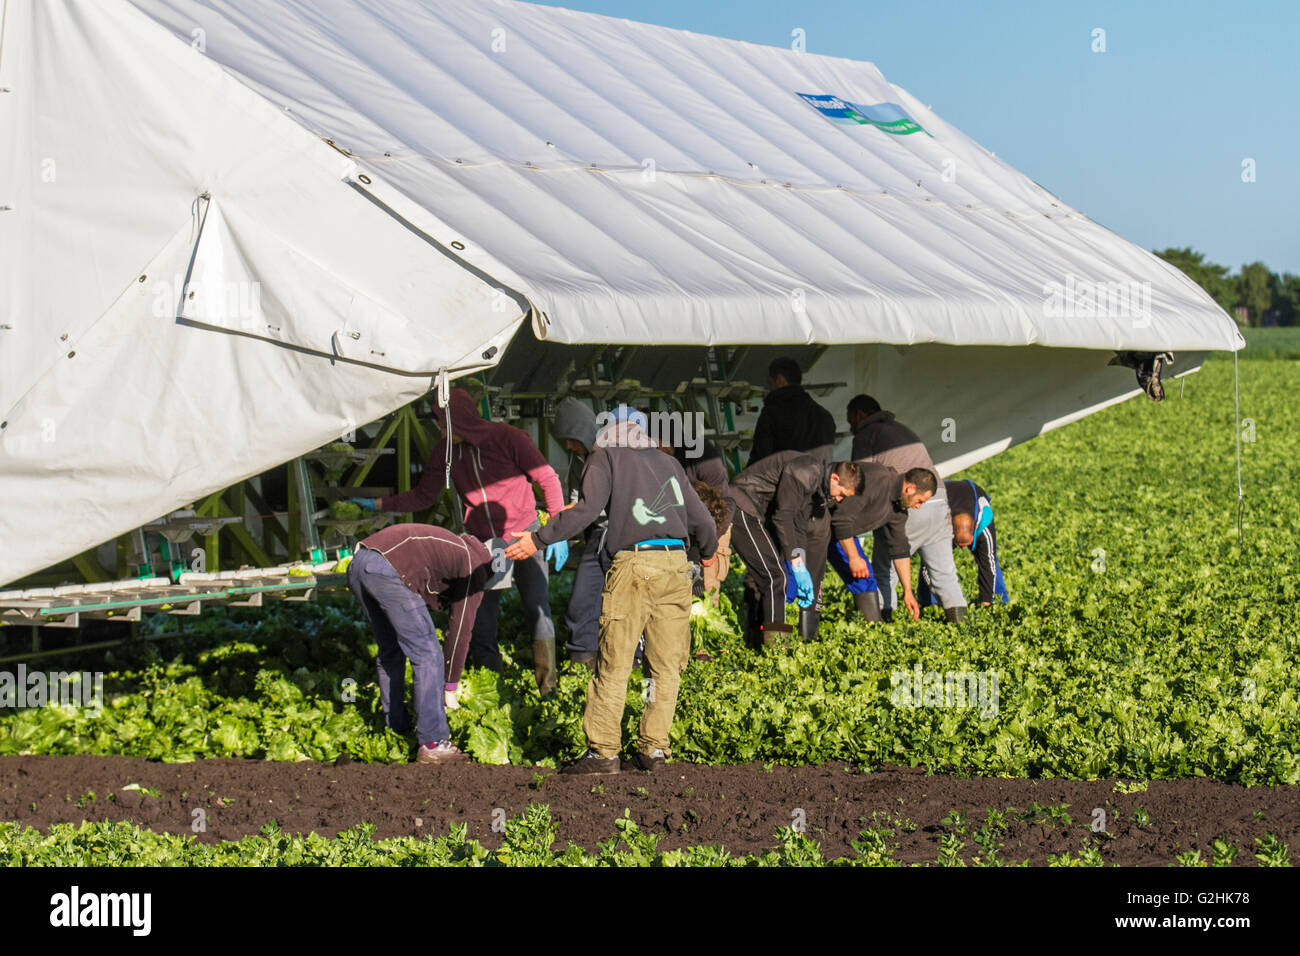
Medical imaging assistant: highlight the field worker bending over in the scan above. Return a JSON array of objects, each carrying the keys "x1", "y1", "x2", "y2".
[
  {"x1": 354, "y1": 389, "x2": 567, "y2": 696},
  {"x1": 659, "y1": 436, "x2": 733, "y2": 603},
  {"x1": 505, "y1": 409, "x2": 719, "y2": 774},
  {"x1": 728, "y1": 451, "x2": 863, "y2": 648},
  {"x1": 827, "y1": 464, "x2": 936, "y2": 623},
  {"x1": 347, "y1": 524, "x2": 493, "y2": 764},
  {"x1": 551, "y1": 397, "x2": 605, "y2": 672},
  {"x1": 919, "y1": 479, "x2": 1009, "y2": 608},
  {"x1": 847, "y1": 394, "x2": 967, "y2": 624}
]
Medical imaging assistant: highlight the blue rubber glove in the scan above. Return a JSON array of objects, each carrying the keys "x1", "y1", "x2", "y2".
[
  {"x1": 790, "y1": 562, "x2": 815, "y2": 609},
  {"x1": 348, "y1": 497, "x2": 376, "y2": 512},
  {"x1": 544, "y1": 539, "x2": 570, "y2": 572}
]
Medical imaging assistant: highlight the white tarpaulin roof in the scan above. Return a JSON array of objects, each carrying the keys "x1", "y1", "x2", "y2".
[
  {"x1": 1, "y1": 0, "x2": 1242, "y2": 586},
  {"x1": 126, "y1": 0, "x2": 1242, "y2": 351}
]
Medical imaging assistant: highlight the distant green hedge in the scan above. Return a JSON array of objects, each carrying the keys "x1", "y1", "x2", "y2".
[{"x1": 1238, "y1": 327, "x2": 1300, "y2": 361}]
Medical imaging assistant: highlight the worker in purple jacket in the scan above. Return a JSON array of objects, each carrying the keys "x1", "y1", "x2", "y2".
[
  {"x1": 348, "y1": 524, "x2": 492, "y2": 764},
  {"x1": 352, "y1": 388, "x2": 567, "y2": 696}
]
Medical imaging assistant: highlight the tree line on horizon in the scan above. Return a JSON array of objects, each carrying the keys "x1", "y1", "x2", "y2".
[{"x1": 1155, "y1": 249, "x2": 1299, "y2": 327}]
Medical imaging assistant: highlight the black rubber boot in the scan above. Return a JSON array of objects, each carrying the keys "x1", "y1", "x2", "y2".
[
  {"x1": 798, "y1": 607, "x2": 820, "y2": 641},
  {"x1": 880, "y1": 607, "x2": 894, "y2": 624},
  {"x1": 944, "y1": 606, "x2": 967, "y2": 625},
  {"x1": 853, "y1": 590, "x2": 883, "y2": 623},
  {"x1": 760, "y1": 621, "x2": 794, "y2": 649},
  {"x1": 743, "y1": 591, "x2": 765, "y2": 649}
]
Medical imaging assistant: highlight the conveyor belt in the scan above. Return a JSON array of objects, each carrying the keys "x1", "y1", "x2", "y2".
[{"x1": 0, "y1": 562, "x2": 349, "y2": 629}]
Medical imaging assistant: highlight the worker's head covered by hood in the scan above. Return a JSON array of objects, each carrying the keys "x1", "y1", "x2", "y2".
[
  {"x1": 594, "y1": 403, "x2": 655, "y2": 451},
  {"x1": 431, "y1": 388, "x2": 496, "y2": 445},
  {"x1": 552, "y1": 397, "x2": 599, "y2": 454}
]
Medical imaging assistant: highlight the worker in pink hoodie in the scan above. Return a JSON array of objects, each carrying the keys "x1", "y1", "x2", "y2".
[{"x1": 353, "y1": 389, "x2": 567, "y2": 696}]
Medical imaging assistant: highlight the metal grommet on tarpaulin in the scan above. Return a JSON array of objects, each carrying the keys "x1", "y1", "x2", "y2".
[
  {"x1": 450, "y1": 240, "x2": 465, "y2": 251},
  {"x1": 358, "y1": 173, "x2": 371, "y2": 184}
]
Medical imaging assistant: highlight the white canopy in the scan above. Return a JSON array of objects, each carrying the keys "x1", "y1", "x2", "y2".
[{"x1": 0, "y1": 0, "x2": 1241, "y2": 586}]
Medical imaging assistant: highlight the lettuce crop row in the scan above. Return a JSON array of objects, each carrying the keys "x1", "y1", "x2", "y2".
[{"x1": 1, "y1": 810, "x2": 1290, "y2": 867}]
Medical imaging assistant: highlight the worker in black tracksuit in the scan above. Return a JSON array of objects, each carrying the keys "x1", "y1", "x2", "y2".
[
  {"x1": 727, "y1": 451, "x2": 863, "y2": 647},
  {"x1": 778, "y1": 488, "x2": 835, "y2": 640},
  {"x1": 747, "y1": 357, "x2": 837, "y2": 466}
]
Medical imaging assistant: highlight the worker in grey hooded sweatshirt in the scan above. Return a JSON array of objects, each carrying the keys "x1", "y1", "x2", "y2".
[{"x1": 552, "y1": 397, "x2": 605, "y2": 670}]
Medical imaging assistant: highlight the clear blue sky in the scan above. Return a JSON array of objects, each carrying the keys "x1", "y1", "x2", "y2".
[{"x1": 533, "y1": 0, "x2": 1298, "y2": 275}]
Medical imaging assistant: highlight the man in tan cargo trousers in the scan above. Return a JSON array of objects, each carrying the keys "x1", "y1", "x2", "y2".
[{"x1": 506, "y1": 407, "x2": 719, "y2": 773}]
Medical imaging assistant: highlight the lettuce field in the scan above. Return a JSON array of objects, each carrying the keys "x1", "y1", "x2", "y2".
[{"x1": 1, "y1": 342, "x2": 1297, "y2": 865}]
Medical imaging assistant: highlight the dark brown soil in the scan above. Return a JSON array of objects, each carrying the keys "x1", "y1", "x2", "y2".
[{"x1": 2, "y1": 755, "x2": 1296, "y2": 865}]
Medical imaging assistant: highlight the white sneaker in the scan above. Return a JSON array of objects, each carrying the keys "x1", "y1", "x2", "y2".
[{"x1": 444, "y1": 688, "x2": 460, "y2": 711}]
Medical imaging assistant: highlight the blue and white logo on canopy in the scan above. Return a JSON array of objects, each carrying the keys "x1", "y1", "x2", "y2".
[{"x1": 796, "y1": 92, "x2": 930, "y2": 136}]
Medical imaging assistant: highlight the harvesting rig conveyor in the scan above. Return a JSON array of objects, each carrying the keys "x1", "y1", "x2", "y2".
[{"x1": 0, "y1": 562, "x2": 350, "y2": 628}]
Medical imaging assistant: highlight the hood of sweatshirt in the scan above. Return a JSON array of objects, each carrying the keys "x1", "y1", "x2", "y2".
[
  {"x1": 552, "y1": 397, "x2": 599, "y2": 452},
  {"x1": 430, "y1": 388, "x2": 496, "y2": 446}
]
